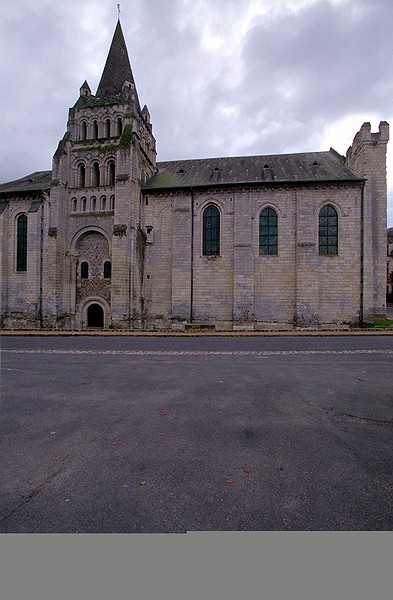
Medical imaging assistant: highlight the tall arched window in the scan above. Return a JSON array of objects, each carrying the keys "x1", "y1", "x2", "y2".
[
  {"x1": 110, "y1": 195, "x2": 115, "y2": 211},
  {"x1": 81, "y1": 121, "x2": 87, "y2": 141},
  {"x1": 117, "y1": 117, "x2": 123, "y2": 136},
  {"x1": 81, "y1": 197, "x2": 87, "y2": 212},
  {"x1": 103, "y1": 261, "x2": 112, "y2": 278},
  {"x1": 203, "y1": 205, "x2": 220, "y2": 256},
  {"x1": 93, "y1": 120, "x2": 99, "y2": 140},
  {"x1": 78, "y1": 164, "x2": 86, "y2": 188},
  {"x1": 108, "y1": 161, "x2": 116, "y2": 186},
  {"x1": 81, "y1": 261, "x2": 89, "y2": 279},
  {"x1": 101, "y1": 196, "x2": 107, "y2": 211},
  {"x1": 16, "y1": 214, "x2": 27, "y2": 272},
  {"x1": 259, "y1": 207, "x2": 278, "y2": 255},
  {"x1": 72, "y1": 197, "x2": 77, "y2": 212},
  {"x1": 319, "y1": 205, "x2": 338, "y2": 255},
  {"x1": 105, "y1": 119, "x2": 111, "y2": 138},
  {"x1": 92, "y1": 162, "x2": 100, "y2": 187},
  {"x1": 91, "y1": 196, "x2": 97, "y2": 211}
]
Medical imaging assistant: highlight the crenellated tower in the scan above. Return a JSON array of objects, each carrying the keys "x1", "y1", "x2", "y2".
[
  {"x1": 48, "y1": 20, "x2": 156, "y2": 329},
  {"x1": 345, "y1": 122, "x2": 389, "y2": 321}
]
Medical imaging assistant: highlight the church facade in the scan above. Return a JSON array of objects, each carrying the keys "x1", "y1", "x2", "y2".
[{"x1": 0, "y1": 22, "x2": 389, "y2": 331}]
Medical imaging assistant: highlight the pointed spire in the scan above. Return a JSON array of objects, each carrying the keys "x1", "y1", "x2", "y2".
[
  {"x1": 80, "y1": 81, "x2": 91, "y2": 97},
  {"x1": 96, "y1": 21, "x2": 138, "y2": 103}
]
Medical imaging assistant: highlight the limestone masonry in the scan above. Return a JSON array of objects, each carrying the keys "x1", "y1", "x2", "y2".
[{"x1": 0, "y1": 22, "x2": 389, "y2": 330}]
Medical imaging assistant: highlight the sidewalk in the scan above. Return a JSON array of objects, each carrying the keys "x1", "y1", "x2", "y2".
[
  {"x1": 2, "y1": 307, "x2": 393, "y2": 337},
  {"x1": 1, "y1": 328, "x2": 393, "y2": 337}
]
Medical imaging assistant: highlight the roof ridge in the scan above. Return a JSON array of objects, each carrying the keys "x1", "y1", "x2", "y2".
[{"x1": 157, "y1": 150, "x2": 336, "y2": 165}]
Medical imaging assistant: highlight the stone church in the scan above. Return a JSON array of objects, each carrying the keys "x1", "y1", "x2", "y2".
[{"x1": 0, "y1": 21, "x2": 389, "y2": 331}]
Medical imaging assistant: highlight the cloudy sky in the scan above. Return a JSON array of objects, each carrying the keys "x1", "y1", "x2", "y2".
[{"x1": 1, "y1": 0, "x2": 392, "y2": 225}]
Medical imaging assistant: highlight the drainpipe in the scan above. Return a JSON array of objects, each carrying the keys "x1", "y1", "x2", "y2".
[
  {"x1": 359, "y1": 182, "x2": 365, "y2": 325},
  {"x1": 39, "y1": 194, "x2": 45, "y2": 328},
  {"x1": 190, "y1": 188, "x2": 194, "y2": 324}
]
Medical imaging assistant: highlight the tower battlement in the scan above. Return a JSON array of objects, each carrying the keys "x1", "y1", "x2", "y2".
[{"x1": 346, "y1": 121, "x2": 389, "y2": 162}]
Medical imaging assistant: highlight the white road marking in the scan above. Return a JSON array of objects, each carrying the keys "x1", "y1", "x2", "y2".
[{"x1": 1, "y1": 348, "x2": 393, "y2": 357}]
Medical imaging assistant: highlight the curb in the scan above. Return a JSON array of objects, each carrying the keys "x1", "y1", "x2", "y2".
[{"x1": 1, "y1": 329, "x2": 393, "y2": 337}]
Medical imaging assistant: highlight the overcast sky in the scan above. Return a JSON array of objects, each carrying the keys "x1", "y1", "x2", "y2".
[{"x1": 1, "y1": 0, "x2": 392, "y2": 225}]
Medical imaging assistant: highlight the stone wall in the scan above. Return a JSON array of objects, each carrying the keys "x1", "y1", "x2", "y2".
[
  {"x1": 346, "y1": 122, "x2": 389, "y2": 320},
  {"x1": 143, "y1": 181, "x2": 363, "y2": 330}
]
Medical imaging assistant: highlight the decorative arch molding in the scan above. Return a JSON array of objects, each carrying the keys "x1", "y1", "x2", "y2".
[
  {"x1": 70, "y1": 226, "x2": 111, "y2": 253},
  {"x1": 102, "y1": 155, "x2": 117, "y2": 168},
  {"x1": 252, "y1": 201, "x2": 285, "y2": 220},
  {"x1": 81, "y1": 296, "x2": 111, "y2": 330},
  {"x1": 197, "y1": 198, "x2": 225, "y2": 217},
  {"x1": 75, "y1": 162, "x2": 86, "y2": 188},
  {"x1": 313, "y1": 199, "x2": 346, "y2": 217},
  {"x1": 15, "y1": 213, "x2": 28, "y2": 272},
  {"x1": 201, "y1": 203, "x2": 221, "y2": 256},
  {"x1": 10, "y1": 205, "x2": 29, "y2": 218}
]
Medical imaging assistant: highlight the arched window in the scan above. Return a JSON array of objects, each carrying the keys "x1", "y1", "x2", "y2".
[
  {"x1": 81, "y1": 197, "x2": 87, "y2": 212},
  {"x1": 259, "y1": 207, "x2": 278, "y2": 255},
  {"x1": 92, "y1": 162, "x2": 100, "y2": 187},
  {"x1": 103, "y1": 261, "x2": 112, "y2": 278},
  {"x1": 91, "y1": 196, "x2": 97, "y2": 211},
  {"x1": 101, "y1": 196, "x2": 107, "y2": 211},
  {"x1": 72, "y1": 197, "x2": 77, "y2": 212},
  {"x1": 16, "y1": 214, "x2": 27, "y2": 272},
  {"x1": 93, "y1": 120, "x2": 99, "y2": 140},
  {"x1": 117, "y1": 117, "x2": 123, "y2": 136},
  {"x1": 78, "y1": 164, "x2": 86, "y2": 188},
  {"x1": 81, "y1": 121, "x2": 87, "y2": 141},
  {"x1": 319, "y1": 204, "x2": 338, "y2": 255},
  {"x1": 105, "y1": 119, "x2": 111, "y2": 138},
  {"x1": 110, "y1": 195, "x2": 115, "y2": 211},
  {"x1": 203, "y1": 205, "x2": 220, "y2": 256},
  {"x1": 81, "y1": 261, "x2": 89, "y2": 279},
  {"x1": 108, "y1": 161, "x2": 116, "y2": 186}
]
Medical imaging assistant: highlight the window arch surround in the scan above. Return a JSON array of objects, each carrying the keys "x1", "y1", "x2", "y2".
[
  {"x1": 78, "y1": 163, "x2": 86, "y2": 188},
  {"x1": 81, "y1": 297, "x2": 111, "y2": 330},
  {"x1": 70, "y1": 226, "x2": 111, "y2": 254},
  {"x1": 108, "y1": 161, "x2": 116, "y2": 186},
  {"x1": 259, "y1": 206, "x2": 278, "y2": 255},
  {"x1": 319, "y1": 204, "x2": 338, "y2": 255},
  {"x1": 16, "y1": 213, "x2": 27, "y2": 272},
  {"x1": 202, "y1": 204, "x2": 220, "y2": 256},
  {"x1": 92, "y1": 161, "x2": 100, "y2": 187}
]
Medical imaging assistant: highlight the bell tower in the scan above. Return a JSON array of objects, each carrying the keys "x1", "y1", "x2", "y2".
[{"x1": 49, "y1": 20, "x2": 156, "y2": 329}]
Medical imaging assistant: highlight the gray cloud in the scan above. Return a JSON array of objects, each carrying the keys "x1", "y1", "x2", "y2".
[{"x1": 0, "y1": 0, "x2": 392, "y2": 224}]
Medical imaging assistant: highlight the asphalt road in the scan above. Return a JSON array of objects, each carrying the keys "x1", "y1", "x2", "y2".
[{"x1": 1, "y1": 334, "x2": 392, "y2": 532}]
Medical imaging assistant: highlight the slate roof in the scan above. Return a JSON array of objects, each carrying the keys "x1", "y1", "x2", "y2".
[
  {"x1": 0, "y1": 150, "x2": 363, "y2": 198},
  {"x1": 95, "y1": 20, "x2": 138, "y2": 104},
  {"x1": 0, "y1": 171, "x2": 52, "y2": 196},
  {"x1": 144, "y1": 150, "x2": 363, "y2": 191}
]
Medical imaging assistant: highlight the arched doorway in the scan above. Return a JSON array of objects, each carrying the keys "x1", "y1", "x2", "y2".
[{"x1": 87, "y1": 303, "x2": 104, "y2": 328}]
